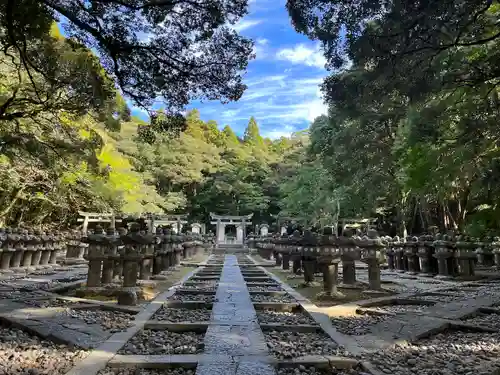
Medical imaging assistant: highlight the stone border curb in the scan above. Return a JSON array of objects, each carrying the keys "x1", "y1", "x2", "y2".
[
  {"x1": 63, "y1": 259, "x2": 208, "y2": 375},
  {"x1": 247, "y1": 255, "x2": 366, "y2": 356}
]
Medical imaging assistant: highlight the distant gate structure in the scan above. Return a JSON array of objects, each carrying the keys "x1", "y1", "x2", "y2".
[
  {"x1": 340, "y1": 218, "x2": 377, "y2": 235},
  {"x1": 210, "y1": 213, "x2": 253, "y2": 248},
  {"x1": 78, "y1": 212, "x2": 192, "y2": 234},
  {"x1": 78, "y1": 211, "x2": 122, "y2": 234},
  {"x1": 144, "y1": 214, "x2": 188, "y2": 234}
]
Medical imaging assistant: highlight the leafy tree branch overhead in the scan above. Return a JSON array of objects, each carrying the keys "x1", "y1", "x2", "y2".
[{"x1": 1, "y1": 0, "x2": 255, "y2": 115}]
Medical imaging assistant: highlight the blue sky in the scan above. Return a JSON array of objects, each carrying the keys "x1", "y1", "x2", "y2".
[{"x1": 130, "y1": 0, "x2": 328, "y2": 139}]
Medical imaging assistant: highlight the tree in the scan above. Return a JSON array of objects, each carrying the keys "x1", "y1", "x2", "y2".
[
  {"x1": 243, "y1": 116, "x2": 264, "y2": 148},
  {"x1": 1, "y1": 0, "x2": 255, "y2": 115}
]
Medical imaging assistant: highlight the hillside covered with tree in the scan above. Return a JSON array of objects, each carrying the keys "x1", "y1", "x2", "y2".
[
  {"x1": 2, "y1": 0, "x2": 500, "y2": 238},
  {"x1": 283, "y1": 0, "x2": 500, "y2": 236},
  {"x1": 0, "y1": 19, "x2": 307, "y2": 227}
]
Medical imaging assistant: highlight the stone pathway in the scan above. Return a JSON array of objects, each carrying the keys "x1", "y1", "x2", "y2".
[
  {"x1": 196, "y1": 255, "x2": 276, "y2": 375},
  {"x1": 0, "y1": 266, "x2": 118, "y2": 349},
  {"x1": 6, "y1": 253, "x2": 500, "y2": 375}
]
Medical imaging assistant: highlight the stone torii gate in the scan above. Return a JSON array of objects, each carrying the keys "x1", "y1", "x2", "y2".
[
  {"x1": 210, "y1": 213, "x2": 253, "y2": 247},
  {"x1": 78, "y1": 211, "x2": 123, "y2": 234},
  {"x1": 146, "y1": 214, "x2": 188, "y2": 234}
]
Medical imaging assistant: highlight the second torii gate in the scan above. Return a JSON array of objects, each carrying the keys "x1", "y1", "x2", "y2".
[
  {"x1": 145, "y1": 214, "x2": 188, "y2": 234},
  {"x1": 210, "y1": 213, "x2": 253, "y2": 247}
]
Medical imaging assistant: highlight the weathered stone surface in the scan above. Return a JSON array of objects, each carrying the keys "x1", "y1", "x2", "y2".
[{"x1": 196, "y1": 254, "x2": 276, "y2": 375}]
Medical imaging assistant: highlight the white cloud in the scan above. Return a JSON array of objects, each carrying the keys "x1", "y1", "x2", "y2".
[
  {"x1": 232, "y1": 74, "x2": 326, "y2": 127},
  {"x1": 232, "y1": 19, "x2": 262, "y2": 32},
  {"x1": 276, "y1": 43, "x2": 326, "y2": 69},
  {"x1": 262, "y1": 125, "x2": 296, "y2": 139}
]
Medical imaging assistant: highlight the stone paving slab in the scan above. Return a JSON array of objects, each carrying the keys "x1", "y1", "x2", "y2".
[
  {"x1": 248, "y1": 255, "x2": 366, "y2": 356},
  {"x1": 196, "y1": 254, "x2": 276, "y2": 375},
  {"x1": 0, "y1": 305, "x2": 109, "y2": 349}
]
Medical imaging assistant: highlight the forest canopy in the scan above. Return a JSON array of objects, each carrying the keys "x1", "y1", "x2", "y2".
[{"x1": 2, "y1": 0, "x2": 500, "y2": 238}]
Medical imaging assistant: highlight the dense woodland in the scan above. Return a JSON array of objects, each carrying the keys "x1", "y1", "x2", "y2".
[{"x1": 1, "y1": 1, "x2": 499, "y2": 237}]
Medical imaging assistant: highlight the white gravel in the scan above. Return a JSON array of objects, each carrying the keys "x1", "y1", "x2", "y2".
[
  {"x1": 59, "y1": 308, "x2": 135, "y2": 333},
  {"x1": 0, "y1": 326, "x2": 88, "y2": 374},
  {"x1": 264, "y1": 330, "x2": 348, "y2": 359},
  {"x1": 364, "y1": 330, "x2": 500, "y2": 375},
  {"x1": 118, "y1": 330, "x2": 204, "y2": 355},
  {"x1": 98, "y1": 368, "x2": 196, "y2": 375}
]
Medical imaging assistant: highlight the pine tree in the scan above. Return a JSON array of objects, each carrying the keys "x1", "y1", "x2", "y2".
[{"x1": 243, "y1": 117, "x2": 264, "y2": 147}]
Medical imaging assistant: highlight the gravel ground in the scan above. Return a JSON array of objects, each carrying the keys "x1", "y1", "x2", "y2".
[
  {"x1": 364, "y1": 330, "x2": 500, "y2": 375},
  {"x1": 409, "y1": 293, "x2": 464, "y2": 303},
  {"x1": 372, "y1": 304, "x2": 430, "y2": 314},
  {"x1": 248, "y1": 285, "x2": 284, "y2": 292},
  {"x1": 251, "y1": 293, "x2": 296, "y2": 303},
  {"x1": 30, "y1": 270, "x2": 58, "y2": 276},
  {"x1": 462, "y1": 312, "x2": 500, "y2": 328},
  {"x1": 257, "y1": 310, "x2": 317, "y2": 325},
  {"x1": 59, "y1": 308, "x2": 134, "y2": 333},
  {"x1": 118, "y1": 330, "x2": 204, "y2": 355},
  {"x1": 245, "y1": 278, "x2": 278, "y2": 284},
  {"x1": 276, "y1": 365, "x2": 369, "y2": 375},
  {"x1": 0, "y1": 326, "x2": 88, "y2": 374},
  {"x1": 98, "y1": 368, "x2": 196, "y2": 375},
  {"x1": 30, "y1": 298, "x2": 81, "y2": 308},
  {"x1": 183, "y1": 280, "x2": 218, "y2": 287},
  {"x1": 169, "y1": 293, "x2": 216, "y2": 302},
  {"x1": 246, "y1": 281, "x2": 280, "y2": 286},
  {"x1": 152, "y1": 307, "x2": 212, "y2": 322},
  {"x1": 179, "y1": 285, "x2": 218, "y2": 293},
  {"x1": 0, "y1": 289, "x2": 57, "y2": 307},
  {"x1": 443, "y1": 286, "x2": 500, "y2": 298},
  {"x1": 330, "y1": 314, "x2": 388, "y2": 335},
  {"x1": 264, "y1": 330, "x2": 348, "y2": 359}
]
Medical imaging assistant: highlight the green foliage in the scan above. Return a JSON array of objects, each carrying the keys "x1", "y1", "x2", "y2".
[
  {"x1": 286, "y1": 0, "x2": 500, "y2": 236},
  {"x1": 1, "y1": 0, "x2": 255, "y2": 114}
]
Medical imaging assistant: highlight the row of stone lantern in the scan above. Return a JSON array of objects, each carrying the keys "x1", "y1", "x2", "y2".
[
  {"x1": 248, "y1": 231, "x2": 500, "y2": 299},
  {"x1": 0, "y1": 228, "x2": 68, "y2": 273},
  {"x1": 248, "y1": 230, "x2": 388, "y2": 299},
  {"x1": 83, "y1": 225, "x2": 212, "y2": 304},
  {"x1": 385, "y1": 234, "x2": 500, "y2": 278}
]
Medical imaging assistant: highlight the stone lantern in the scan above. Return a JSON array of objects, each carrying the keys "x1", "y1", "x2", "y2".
[
  {"x1": 272, "y1": 235, "x2": 282, "y2": 268},
  {"x1": 290, "y1": 230, "x2": 302, "y2": 277},
  {"x1": 417, "y1": 234, "x2": 434, "y2": 276},
  {"x1": 40, "y1": 230, "x2": 55, "y2": 268},
  {"x1": 21, "y1": 229, "x2": 36, "y2": 270},
  {"x1": 101, "y1": 228, "x2": 121, "y2": 284},
  {"x1": 357, "y1": 232, "x2": 386, "y2": 293},
  {"x1": 392, "y1": 236, "x2": 405, "y2": 272},
  {"x1": 433, "y1": 234, "x2": 454, "y2": 279},
  {"x1": 300, "y1": 230, "x2": 318, "y2": 287},
  {"x1": 1, "y1": 228, "x2": 16, "y2": 273},
  {"x1": 84, "y1": 225, "x2": 108, "y2": 288},
  {"x1": 492, "y1": 237, "x2": 500, "y2": 271},
  {"x1": 172, "y1": 232, "x2": 183, "y2": 267},
  {"x1": 404, "y1": 236, "x2": 420, "y2": 274},
  {"x1": 262, "y1": 235, "x2": 273, "y2": 261},
  {"x1": 9, "y1": 228, "x2": 25, "y2": 272},
  {"x1": 119, "y1": 223, "x2": 154, "y2": 305},
  {"x1": 281, "y1": 234, "x2": 291, "y2": 271},
  {"x1": 316, "y1": 231, "x2": 342, "y2": 299},
  {"x1": 455, "y1": 235, "x2": 476, "y2": 278},
  {"x1": 385, "y1": 237, "x2": 395, "y2": 271},
  {"x1": 153, "y1": 227, "x2": 165, "y2": 277},
  {"x1": 339, "y1": 236, "x2": 358, "y2": 287},
  {"x1": 476, "y1": 237, "x2": 492, "y2": 267}
]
